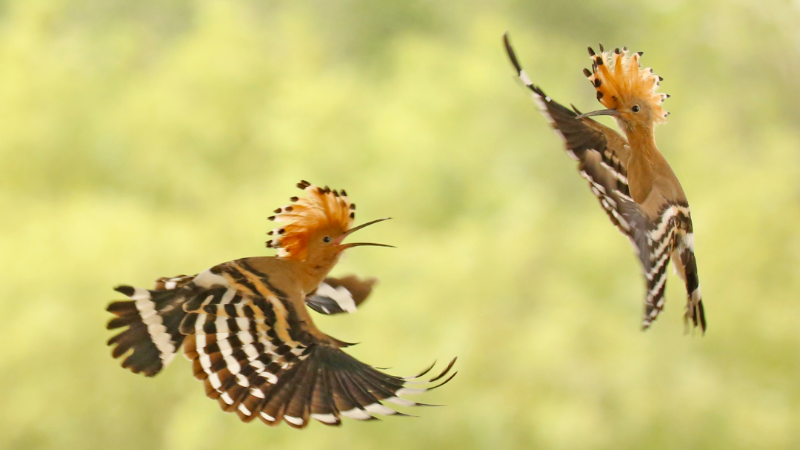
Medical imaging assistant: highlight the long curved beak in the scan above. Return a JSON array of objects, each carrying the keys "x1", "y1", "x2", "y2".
[
  {"x1": 575, "y1": 108, "x2": 620, "y2": 120},
  {"x1": 337, "y1": 217, "x2": 394, "y2": 249},
  {"x1": 340, "y1": 242, "x2": 396, "y2": 249}
]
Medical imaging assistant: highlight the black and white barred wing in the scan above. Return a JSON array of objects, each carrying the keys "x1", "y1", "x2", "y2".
[
  {"x1": 107, "y1": 275, "x2": 195, "y2": 376},
  {"x1": 623, "y1": 200, "x2": 706, "y2": 332},
  {"x1": 180, "y1": 273, "x2": 456, "y2": 428},
  {"x1": 504, "y1": 33, "x2": 634, "y2": 238},
  {"x1": 305, "y1": 275, "x2": 377, "y2": 315}
]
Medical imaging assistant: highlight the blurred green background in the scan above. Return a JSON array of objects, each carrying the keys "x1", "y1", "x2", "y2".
[{"x1": 2, "y1": 0, "x2": 800, "y2": 449}]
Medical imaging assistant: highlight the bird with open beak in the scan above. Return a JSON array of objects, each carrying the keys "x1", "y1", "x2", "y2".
[{"x1": 106, "y1": 180, "x2": 456, "y2": 428}]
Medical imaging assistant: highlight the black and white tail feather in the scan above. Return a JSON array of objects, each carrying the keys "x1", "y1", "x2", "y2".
[
  {"x1": 503, "y1": 33, "x2": 705, "y2": 332},
  {"x1": 625, "y1": 202, "x2": 705, "y2": 332}
]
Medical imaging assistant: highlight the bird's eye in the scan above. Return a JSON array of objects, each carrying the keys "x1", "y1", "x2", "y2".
[
  {"x1": 323, "y1": 236, "x2": 331, "y2": 243},
  {"x1": 632, "y1": 105, "x2": 640, "y2": 113}
]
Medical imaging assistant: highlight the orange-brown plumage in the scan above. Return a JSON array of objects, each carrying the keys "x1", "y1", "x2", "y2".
[
  {"x1": 106, "y1": 180, "x2": 455, "y2": 427},
  {"x1": 266, "y1": 180, "x2": 355, "y2": 261},
  {"x1": 504, "y1": 33, "x2": 705, "y2": 332},
  {"x1": 586, "y1": 46, "x2": 668, "y2": 124}
]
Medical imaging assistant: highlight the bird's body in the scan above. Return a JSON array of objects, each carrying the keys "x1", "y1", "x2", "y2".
[
  {"x1": 504, "y1": 35, "x2": 705, "y2": 332},
  {"x1": 107, "y1": 181, "x2": 455, "y2": 427},
  {"x1": 187, "y1": 256, "x2": 348, "y2": 348}
]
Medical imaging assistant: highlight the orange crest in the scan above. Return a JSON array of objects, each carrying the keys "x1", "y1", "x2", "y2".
[
  {"x1": 266, "y1": 180, "x2": 355, "y2": 260},
  {"x1": 584, "y1": 45, "x2": 669, "y2": 123}
]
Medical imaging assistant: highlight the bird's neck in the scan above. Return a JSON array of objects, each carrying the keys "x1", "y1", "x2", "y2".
[
  {"x1": 624, "y1": 124, "x2": 657, "y2": 156},
  {"x1": 296, "y1": 254, "x2": 340, "y2": 292},
  {"x1": 624, "y1": 124, "x2": 665, "y2": 204}
]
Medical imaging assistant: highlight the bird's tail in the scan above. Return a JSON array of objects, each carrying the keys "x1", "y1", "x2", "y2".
[
  {"x1": 183, "y1": 330, "x2": 457, "y2": 428},
  {"x1": 671, "y1": 227, "x2": 706, "y2": 334},
  {"x1": 674, "y1": 246, "x2": 706, "y2": 333},
  {"x1": 106, "y1": 277, "x2": 194, "y2": 376}
]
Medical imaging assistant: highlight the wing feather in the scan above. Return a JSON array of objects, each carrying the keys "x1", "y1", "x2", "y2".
[
  {"x1": 504, "y1": 34, "x2": 633, "y2": 238},
  {"x1": 175, "y1": 269, "x2": 455, "y2": 427}
]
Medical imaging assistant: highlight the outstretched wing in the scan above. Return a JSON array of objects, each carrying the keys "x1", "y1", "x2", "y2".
[
  {"x1": 623, "y1": 198, "x2": 706, "y2": 332},
  {"x1": 504, "y1": 34, "x2": 705, "y2": 332},
  {"x1": 181, "y1": 262, "x2": 456, "y2": 428},
  {"x1": 504, "y1": 34, "x2": 634, "y2": 238},
  {"x1": 305, "y1": 275, "x2": 377, "y2": 315}
]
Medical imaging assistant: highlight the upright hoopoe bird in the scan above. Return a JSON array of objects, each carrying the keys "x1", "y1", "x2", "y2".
[
  {"x1": 503, "y1": 34, "x2": 705, "y2": 332},
  {"x1": 106, "y1": 180, "x2": 456, "y2": 427}
]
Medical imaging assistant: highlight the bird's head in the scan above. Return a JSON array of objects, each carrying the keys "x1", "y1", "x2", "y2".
[
  {"x1": 266, "y1": 180, "x2": 392, "y2": 270},
  {"x1": 577, "y1": 45, "x2": 669, "y2": 134}
]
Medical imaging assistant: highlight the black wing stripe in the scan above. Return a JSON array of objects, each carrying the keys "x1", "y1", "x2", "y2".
[{"x1": 184, "y1": 287, "x2": 225, "y2": 313}]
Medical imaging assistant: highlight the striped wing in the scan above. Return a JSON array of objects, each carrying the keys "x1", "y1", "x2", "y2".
[
  {"x1": 624, "y1": 200, "x2": 706, "y2": 332},
  {"x1": 107, "y1": 275, "x2": 196, "y2": 376},
  {"x1": 504, "y1": 34, "x2": 706, "y2": 332},
  {"x1": 504, "y1": 34, "x2": 634, "y2": 238},
  {"x1": 305, "y1": 275, "x2": 377, "y2": 315},
  {"x1": 180, "y1": 266, "x2": 456, "y2": 427}
]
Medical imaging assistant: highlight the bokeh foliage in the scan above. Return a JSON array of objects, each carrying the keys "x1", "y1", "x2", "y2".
[{"x1": 3, "y1": 0, "x2": 800, "y2": 449}]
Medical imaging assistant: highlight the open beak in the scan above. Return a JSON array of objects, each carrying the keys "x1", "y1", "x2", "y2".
[
  {"x1": 575, "y1": 108, "x2": 620, "y2": 120},
  {"x1": 337, "y1": 217, "x2": 395, "y2": 249}
]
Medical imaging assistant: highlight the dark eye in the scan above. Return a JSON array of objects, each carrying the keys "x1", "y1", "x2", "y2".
[
  {"x1": 323, "y1": 236, "x2": 331, "y2": 243},
  {"x1": 632, "y1": 105, "x2": 640, "y2": 113}
]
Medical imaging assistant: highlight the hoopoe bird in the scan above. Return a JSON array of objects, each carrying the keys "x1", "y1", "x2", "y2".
[
  {"x1": 503, "y1": 33, "x2": 705, "y2": 332},
  {"x1": 106, "y1": 180, "x2": 456, "y2": 427}
]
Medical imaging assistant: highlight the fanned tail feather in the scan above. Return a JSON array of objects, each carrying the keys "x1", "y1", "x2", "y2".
[
  {"x1": 245, "y1": 347, "x2": 456, "y2": 428},
  {"x1": 185, "y1": 321, "x2": 457, "y2": 428},
  {"x1": 630, "y1": 202, "x2": 705, "y2": 333}
]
